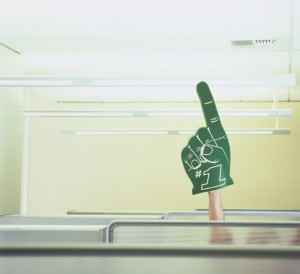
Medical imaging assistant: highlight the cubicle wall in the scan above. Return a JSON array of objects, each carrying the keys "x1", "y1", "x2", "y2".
[
  {"x1": 107, "y1": 220, "x2": 300, "y2": 245},
  {"x1": 1, "y1": 245, "x2": 300, "y2": 274},
  {"x1": 165, "y1": 209, "x2": 300, "y2": 221},
  {"x1": 0, "y1": 225, "x2": 106, "y2": 244},
  {"x1": 0, "y1": 214, "x2": 163, "y2": 244},
  {"x1": 67, "y1": 209, "x2": 300, "y2": 221},
  {"x1": 1, "y1": 210, "x2": 300, "y2": 273},
  {"x1": 0, "y1": 213, "x2": 164, "y2": 225},
  {"x1": 2, "y1": 210, "x2": 298, "y2": 245}
]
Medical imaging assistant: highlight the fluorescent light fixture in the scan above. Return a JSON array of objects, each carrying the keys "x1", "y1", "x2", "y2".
[
  {"x1": 0, "y1": 79, "x2": 73, "y2": 87},
  {"x1": 60, "y1": 129, "x2": 169, "y2": 135},
  {"x1": 23, "y1": 108, "x2": 292, "y2": 118},
  {"x1": 0, "y1": 74, "x2": 296, "y2": 87},
  {"x1": 60, "y1": 128, "x2": 291, "y2": 135},
  {"x1": 76, "y1": 130, "x2": 169, "y2": 135},
  {"x1": 93, "y1": 74, "x2": 296, "y2": 87},
  {"x1": 23, "y1": 110, "x2": 134, "y2": 117},
  {"x1": 225, "y1": 128, "x2": 291, "y2": 135},
  {"x1": 176, "y1": 128, "x2": 291, "y2": 135},
  {"x1": 146, "y1": 109, "x2": 292, "y2": 117}
]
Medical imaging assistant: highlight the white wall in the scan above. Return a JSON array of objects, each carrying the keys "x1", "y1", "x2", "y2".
[
  {"x1": 24, "y1": 90, "x2": 300, "y2": 215},
  {"x1": 0, "y1": 45, "x2": 23, "y2": 214}
]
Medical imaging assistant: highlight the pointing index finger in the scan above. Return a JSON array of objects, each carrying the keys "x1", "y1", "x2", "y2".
[{"x1": 196, "y1": 82, "x2": 225, "y2": 139}]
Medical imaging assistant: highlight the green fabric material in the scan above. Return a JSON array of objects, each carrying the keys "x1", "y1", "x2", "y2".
[{"x1": 181, "y1": 82, "x2": 234, "y2": 194}]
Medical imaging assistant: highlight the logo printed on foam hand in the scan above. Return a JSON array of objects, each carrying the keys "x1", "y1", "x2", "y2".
[{"x1": 181, "y1": 82, "x2": 233, "y2": 194}]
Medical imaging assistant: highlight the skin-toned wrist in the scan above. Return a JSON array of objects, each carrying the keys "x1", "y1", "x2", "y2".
[
  {"x1": 208, "y1": 190, "x2": 220, "y2": 198},
  {"x1": 208, "y1": 190, "x2": 225, "y2": 220}
]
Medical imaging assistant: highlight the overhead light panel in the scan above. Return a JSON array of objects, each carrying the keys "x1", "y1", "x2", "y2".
[
  {"x1": 0, "y1": 79, "x2": 73, "y2": 87},
  {"x1": 0, "y1": 74, "x2": 296, "y2": 87}
]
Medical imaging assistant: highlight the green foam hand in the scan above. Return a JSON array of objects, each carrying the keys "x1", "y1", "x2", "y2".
[{"x1": 181, "y1": 82, "x2": 234, "y2": 194}]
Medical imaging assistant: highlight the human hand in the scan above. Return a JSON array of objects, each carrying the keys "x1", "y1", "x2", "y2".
[{"x1": 181, "y1": 82, "x2": 233, "y2": 194}]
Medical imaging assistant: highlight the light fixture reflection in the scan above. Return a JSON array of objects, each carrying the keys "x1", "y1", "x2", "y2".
[
  {"x1": 59, "y1": 128, "x2": 291, "y2": 135},
  {"x1": 23, "y1": 108, "x2": 292, "y2": 118}
]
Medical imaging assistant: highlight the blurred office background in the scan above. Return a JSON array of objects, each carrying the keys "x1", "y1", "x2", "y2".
[{"x1": 0, "y1": 0, "x2": 299, "y2": 216}]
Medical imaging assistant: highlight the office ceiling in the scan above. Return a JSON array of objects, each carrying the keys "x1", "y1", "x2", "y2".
[{"x1": 0, "y1": 0, "x2": 299, "y2": 101}]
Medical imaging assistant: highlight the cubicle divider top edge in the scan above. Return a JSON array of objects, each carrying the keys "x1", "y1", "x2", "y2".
[
  {"x1": 165, "y1": 209, "x2": 300, "y2": 219},
  {"x1": 106, "y1": 219, "x2": 300, "y2": 244},
  {"x1": 1, "y1": 243, "x2": 300, "y2": 257}
]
